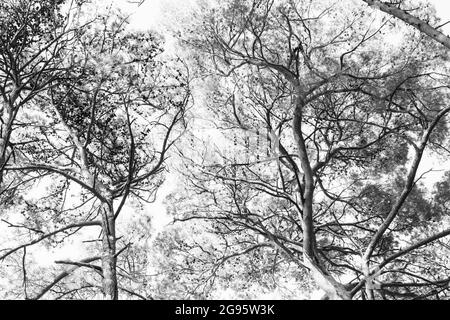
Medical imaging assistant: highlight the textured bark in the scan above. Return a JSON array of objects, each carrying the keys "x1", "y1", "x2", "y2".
[
  {"x1": 100, "y1": 202, "x2": 118, "y2": 300},
  {"x1": 362, "y1": 0, "x2": 450, "y2": 50},
  {"x1": 0, "y1": 102, "x2": 13, "y2": 186}
]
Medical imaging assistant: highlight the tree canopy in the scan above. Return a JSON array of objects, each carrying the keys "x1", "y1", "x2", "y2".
[{"x1": 1, "y1": 0, "x2": 450, "y2": 300}]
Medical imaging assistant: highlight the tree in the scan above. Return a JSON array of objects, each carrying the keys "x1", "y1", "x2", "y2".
[
  {"x1": 2, "y1": 0, "x2": 450, "y2": 301},
  {"x1": 0, "y1": 7, "x2": 190, "y2": 299},
  {"x1": 171, "y1": 0, "x2": 450, "y2": 299},
  {"x1": 0, "y1": 0, "x2": 84, "y2": 186}
]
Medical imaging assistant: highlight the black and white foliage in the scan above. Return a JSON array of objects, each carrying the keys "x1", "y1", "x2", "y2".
[{"x1": 0, "y1": 0, "x2": 450, "y2": 300}]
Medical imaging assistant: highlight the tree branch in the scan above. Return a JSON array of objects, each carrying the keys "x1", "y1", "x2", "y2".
[{"x1": 362, "y1": 0, "x2": 450, "y2": 49}]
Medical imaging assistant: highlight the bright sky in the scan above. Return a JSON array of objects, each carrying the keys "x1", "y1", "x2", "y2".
[{"x1": 431, "y1": 0, "x2": 450, "y2": 34}]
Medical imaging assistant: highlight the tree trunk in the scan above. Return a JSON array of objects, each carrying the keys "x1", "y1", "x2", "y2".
[
  {"x1": 100, "y1": 201, "x2": 118, "y2": 300},
  {"x1": 292, "y1": 95, "x2": 316, "y2": 257},
  {"x1": 292, "y1": 87, "x2": 350, "y2": 300},
  {"x1": 0, "y1": 103, "x2": 12, "y2": 186},
  {"x1": 304, "y1": 255, "x2": 351, "y2": 300}
]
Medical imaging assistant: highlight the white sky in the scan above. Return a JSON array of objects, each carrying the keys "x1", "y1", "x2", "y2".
[{"x1": 431, "y1": 0, "x2": 450, "y2": 33}]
